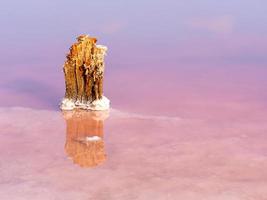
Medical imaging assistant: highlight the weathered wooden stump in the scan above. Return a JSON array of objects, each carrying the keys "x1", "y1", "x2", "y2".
[{"x1": 60, "y1": 35, "x2": 110, "y2": 110}]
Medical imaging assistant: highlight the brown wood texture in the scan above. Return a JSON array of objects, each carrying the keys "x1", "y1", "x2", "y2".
[{"x1": 63, "y1": 35, "x2": 106, "y2": 102}]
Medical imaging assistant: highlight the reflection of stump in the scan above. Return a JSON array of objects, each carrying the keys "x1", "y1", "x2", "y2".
[
  {"x1": 62, "y1": 110, "x2": 109, "y2": 168},
  {"x1": 60, "y1": 34, "x2": 110, "y2": 111}
]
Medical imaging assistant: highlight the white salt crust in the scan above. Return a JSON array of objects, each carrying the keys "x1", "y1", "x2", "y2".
[
  {"x1": 60, "y1": 96, "x2": 110, "y2": 111},
  {"x1": 85, "y1": 136, "x2": 102, "y2": 142}
]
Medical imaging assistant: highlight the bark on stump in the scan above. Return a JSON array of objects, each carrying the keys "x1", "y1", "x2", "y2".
[{"x1": 62, "y1": 35, "x2": 108, "y2": 110}]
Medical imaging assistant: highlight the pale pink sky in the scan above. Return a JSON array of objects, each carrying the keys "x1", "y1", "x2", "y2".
[{"x1": 0, "y1": 0, "x2": 267, "y2": 111}]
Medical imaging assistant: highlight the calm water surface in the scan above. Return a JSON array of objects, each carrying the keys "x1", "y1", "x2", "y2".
[{"x1": 0, "y1": 0, "x2": 267, "y2": 199}]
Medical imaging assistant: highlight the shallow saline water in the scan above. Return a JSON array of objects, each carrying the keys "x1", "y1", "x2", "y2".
[{"x1": 1, "y1": 1, "x2": 267, "y2": 199}]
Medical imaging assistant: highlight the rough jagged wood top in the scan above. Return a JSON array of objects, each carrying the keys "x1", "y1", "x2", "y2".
[{"x1": 61, "y1": 35, "x2": 108, "y2": 110}]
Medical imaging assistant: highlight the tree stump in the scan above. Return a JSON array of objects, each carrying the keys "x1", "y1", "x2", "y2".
[{"x1": 60, "y1": 35, "x2": 110, "y2": 110}]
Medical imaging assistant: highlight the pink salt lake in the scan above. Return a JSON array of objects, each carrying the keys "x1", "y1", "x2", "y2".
[{"x1": 1, "y1": 1, "x2": 267, "y2": 199}]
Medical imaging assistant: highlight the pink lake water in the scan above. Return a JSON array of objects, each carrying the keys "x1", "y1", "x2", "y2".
[{"x1": 1, "y1": 1, "x2": 267, "y2": 199}]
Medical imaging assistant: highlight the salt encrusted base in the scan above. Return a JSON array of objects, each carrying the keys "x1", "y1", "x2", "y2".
[{"x1": 60, "y1": 96, "x2": 110, "y2": 111}]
